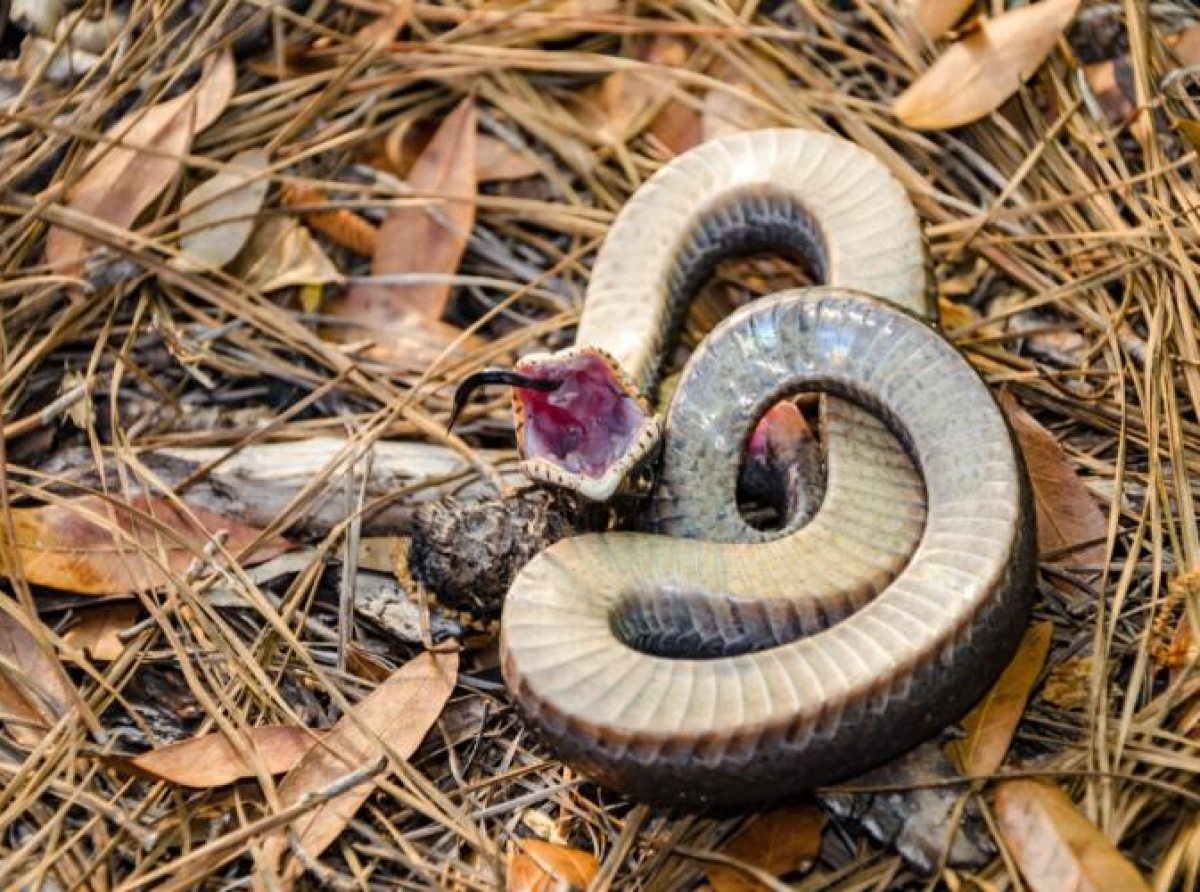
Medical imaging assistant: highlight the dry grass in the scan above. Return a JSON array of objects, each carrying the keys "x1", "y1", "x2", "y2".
[{"x1": 2, "y1": 0, "x2": 1200, "y2": 888}]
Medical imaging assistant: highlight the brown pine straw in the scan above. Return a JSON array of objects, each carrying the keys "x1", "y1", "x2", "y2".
[{"x1": 1, "y1": 0, "x2": 1200, "y2": 887}]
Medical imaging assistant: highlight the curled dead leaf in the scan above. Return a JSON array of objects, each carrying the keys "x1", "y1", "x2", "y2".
[
  {"x1": 174, "y1": 148, "x2": 270, "y2": 270},
  {"x1": 998, "y1": 391, "x2": 1107, "y2": 570},
  {"x1": 341, "y1": 97, "x2": 477, "y2": 323},
  {"x1": 507, "y1": 839, "x2": 599, "y2": 892},
  {"x1": 45, "y1": 50, "x2": 235, "y2": 280},
  {"x1": 62, "y1": 602, "x2": 138, "y2": 662},
  {"x1": 894, "y1": 0, "x2": 1080, "y2": 130},
  {"x1": 707, "y1": 804, "x2": 824, "y2": 891},
  {"x1": 0, "y1": 607, "x2": 76, "y2": 746},
  {"x1": 995, "y1": 780, "x2": 1149, "y2": 891},
  {"x1": 128, "y1": 726, "x2": 313, "y2": 788},
  {"x1": 234, "y1": 217, "x2": 343, "y2": 293},
  {"x1": 263, "y1": 650, "x2": 458, "y2": 881},
  {"x1": 951, "y1": 621, "x2": 1053, "y2": 776},
  {"x1": 2, "y1": 494, "x2": 290, "y2": 595},
  {"x1": 910, "y1": 0, "x2": 975, "y2": 40}
]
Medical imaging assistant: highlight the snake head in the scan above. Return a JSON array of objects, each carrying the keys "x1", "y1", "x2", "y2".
[{"x1": 508, "y1": 347, "x2": 660, "y2": 502}]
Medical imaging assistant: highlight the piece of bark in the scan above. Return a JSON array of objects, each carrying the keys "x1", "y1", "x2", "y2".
[
  {"x1": 40, "y1": 439, "x2": 520, "y2": 538},
  {"x1": 820, "y1": 741, "x2": 993, "y2": 874}
]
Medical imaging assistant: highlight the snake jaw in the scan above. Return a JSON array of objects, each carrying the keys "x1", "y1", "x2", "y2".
[{"x1": 512, "y1": 347, "x2": 660, "y2": 502}]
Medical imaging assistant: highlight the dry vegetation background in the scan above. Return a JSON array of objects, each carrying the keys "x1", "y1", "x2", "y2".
[{"x1": 1, "y1": 0, "x2": 1200, "y2": 888}]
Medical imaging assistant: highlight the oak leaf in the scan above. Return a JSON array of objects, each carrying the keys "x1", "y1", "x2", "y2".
[
  {"x1": 999, "y1": 391, "x2": 1107, "y2": 569},
  {"x1": 894, "y1": 0, "x2": 1080, "y2": 130},
  {"x1": 910, "y1": 0, "x2": 975, "y2": 40},
  {"x1": 3, "y1": 494, "x2": 290, "y2": 595},
  {"x1": 951, "y1": 621, "x2": 1053, "y2": 776},
  {"x1": 707, "y1": 804, "x2": 824, "y2": 891},
  {"x1": 62, "y1": 602, "x2": 138, "y2": 661},
  {"x1": 0, "y1": 608, "x2": 76, "y2": 746},
  {"x1": 263, "y1": 650, "x2": 458, "y2": 880},
  {"x1": 45, "y1": 50, "x2": 235, "y2": 279},
  {"x1": 342, "y1": 97, "x2": 477, "y2": 323},
  {"x1": 174, "y1": 148, "x2": 270, "y2": 270},
  {"x1": 129, "y1": 726, "x2": 313, "y2": 788},
  {"x1": 507, "y1": 839, "x2": 599, "y2": 892},
  {"x1": 995, "y1": 780, "x2": 1149, "y2": 892}
]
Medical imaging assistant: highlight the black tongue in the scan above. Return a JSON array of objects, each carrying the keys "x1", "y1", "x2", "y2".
[{"x1": 447, "y1": 368, "x2": 562, "y2": 431}]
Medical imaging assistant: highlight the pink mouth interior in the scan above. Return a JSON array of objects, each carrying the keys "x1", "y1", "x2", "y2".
[{"x1": 517, "y1": 354, "x2": 647, "y2": 479}]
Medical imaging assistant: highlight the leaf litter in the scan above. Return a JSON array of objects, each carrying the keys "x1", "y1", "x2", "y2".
[{"x1": 0, "y1": 0, "x2": 1196, "y2": 888}]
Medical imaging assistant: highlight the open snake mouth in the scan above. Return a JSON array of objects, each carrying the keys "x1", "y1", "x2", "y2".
[{"x1": 502, "y1": 349, "x2": 656, "y2": 501}]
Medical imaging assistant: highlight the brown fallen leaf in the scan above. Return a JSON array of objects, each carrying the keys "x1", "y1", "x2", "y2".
[
  {"x1": 341, "y1": 97, "x2": 477, "y2": 323},
  {"x1": 994, "y1": 780, "x2": 1150, "y2": 892},
  {"x1": 263, "y1": 650, "x2": 458, "y2": 880},
  {"x1": 174, "y1": 148, "x2": 270, "y2": 270},
  {"x1": 477, "y1": 135, "x2": 541, "y2": 183},
  {"x1": 701, "y1": 60, "x2": 781, "y2": 143},
  {"x1": 1173, "y1": 24, "x2": 1200, "y2": 67},
  {"x1": 45, "y1": 49, "x2": 235, "y2": 279},
  {"x1": 234, "y1": 217, "x2": 344, "y2": 293},
  {"x1": 352, "y1": 0, "x2": 412, "y2": 48},
  {"x1": 3, "y1": 494, "x2": 290, "y2": 595},
  {"x1": 1042, "y1": 655, "x2": 1092, "y2": 711},
  {"x1": 707, "y1": 804, "x2": 824, "y2": 891},
  {"x1": 998, "y1": 391, "x2": 1107, "y2": 569},
  {"x1": 507, "y1": 839, "x2": 599, "y2": 892},
  {"x1": 950, "y1": 621, "x2": 1053, "y2": 776},
  {"x1": 127, "y1": 726, "x2": 313, "y2": 788},
  {"x1": 645, "y1": 36, "x2": 701, "y2": 155},
  {"x1": 62, "y1": 602, "x2": 139, "y2": 661},
  {"x1": 910, "y1": 0, "x2": 975, "y2": 40},
  {"x1": 894, "y1": 0, "x2": 1080, "y2": 130},
  {"x1": 1082, "y1": 58, "x2": 1136, "y2": 125},
  {"x1": 0, "y1": 607, "x2": 76, "y2": 746}
]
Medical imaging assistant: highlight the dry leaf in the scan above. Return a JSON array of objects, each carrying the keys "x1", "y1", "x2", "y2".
[
  {"x1": 62, "y1": 602, "x2": 138, "y2": 661},
  {"x1": 0, "y1": 608, "x2": 75, "y2": 746},
  {"x1": 1172, "y1": 24, "x2": 1200, "y2": 67},
  {"x1": 235, "y1": 217, "x2": 344, "y2": 293},
  {"x1": 477, "y1": 135, "x2": 540, "y2": 183},
  {"x1": 507, "y1": 840, "x2": 599, "y2": 892},
  {"x1": 1042, "y1": 655, "x2": 1092, "y2": 710},
  {"x1": 341, "y1": 97, "x2": 477, "y2": 322},
  {"x1": 1083, "y1": 58, "x2": 1136, "y2": 125},
  {"x1": 3, "y1": 494, "x2": 290, "y2": 595},
  {"x1": 263, "y1": 650, "x2": 458, "y2": 880},
  {"x1": 352, "y1": 0, "x2": 413, "y2": 48},
  {"x1": 174, "y1": 149, "x2": 270, "y2": 270},
  {"x1": 128, "y1": 726, "x2": 313, "y2": 788},
  {"x1": 46, "y1": 50, "x2": 235, "y2": 279},
  {"x1": 999, "y1": 391, "x2": 1107, "y2": 569},
  {"x1": 995, "y1": 780, "x2": 1150, "y2": 892},
  {"x1": 910, "y1": 0, "x2": 975, "y2": 40},
  {"x1": 894, "y1": 0, "x2": 1080, "y2": 130},
  {"x1": 951, "y1": 621, "x2": 1053, "y2": 776},
  {"x1": 701, "y1": 61, "x2": 780, "y2": 142},
  {"x1": 707, "y1": 804, "x2": 824, "y2": 891}
]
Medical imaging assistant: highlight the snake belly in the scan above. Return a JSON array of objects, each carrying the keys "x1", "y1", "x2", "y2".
[{"x1": 500, "y1": 131, "x2": 1035, "y2": 805}]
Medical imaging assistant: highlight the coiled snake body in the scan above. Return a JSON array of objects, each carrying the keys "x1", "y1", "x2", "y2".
[{"x1": 497, "y1": 130, "x2": 1036, "y2": 806}]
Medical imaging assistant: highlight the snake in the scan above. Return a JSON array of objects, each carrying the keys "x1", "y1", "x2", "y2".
[{"x1": 464, "y1": 129, "x2": 1035, "y2": 806}]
